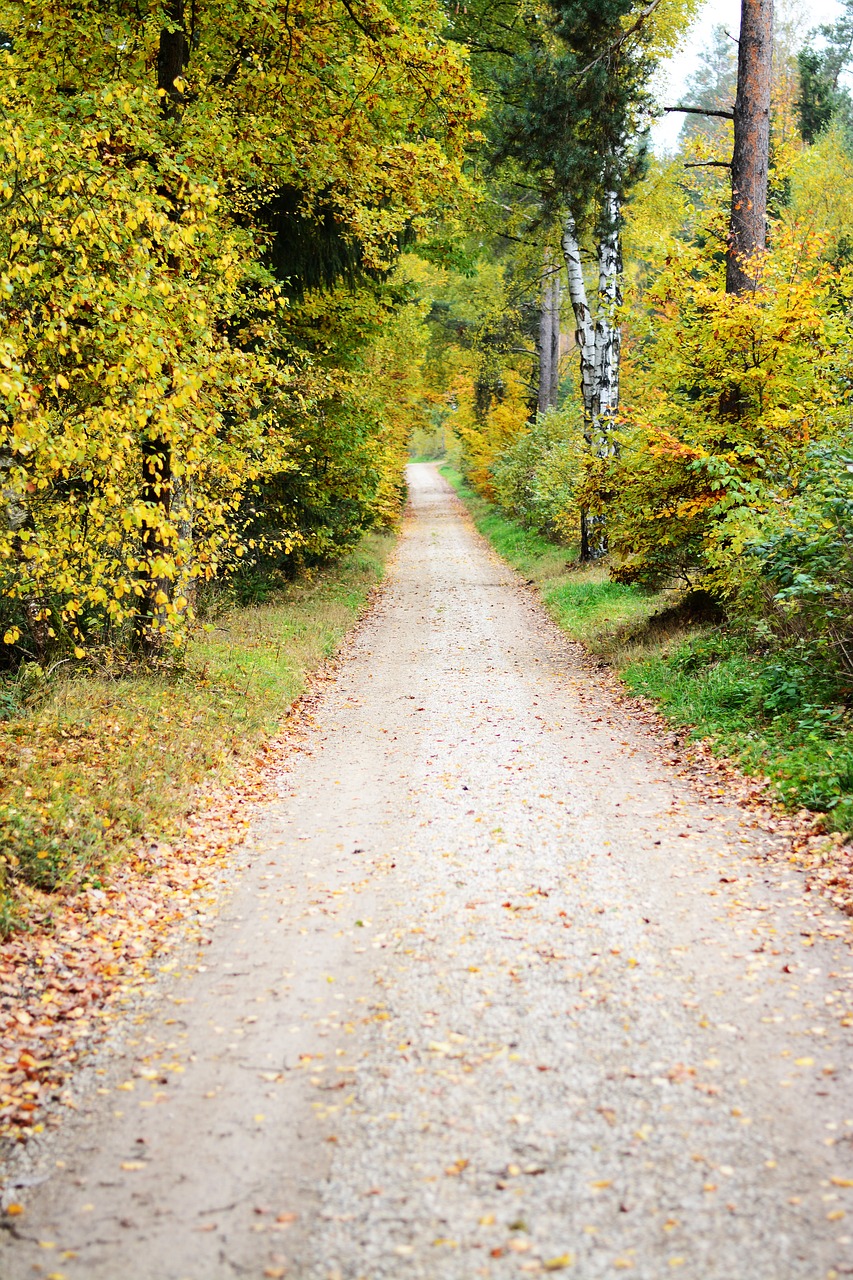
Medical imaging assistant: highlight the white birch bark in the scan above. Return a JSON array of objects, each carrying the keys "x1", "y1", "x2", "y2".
[
  {"x1": 593, "y1": 189, "x2": 622, "y2": 436},
  {"x1": 562, "y1": 196, "x2": 623, "y2": 559},
  {"x1": 561, "y1": 213, "x2": 596, "y2": 427}
]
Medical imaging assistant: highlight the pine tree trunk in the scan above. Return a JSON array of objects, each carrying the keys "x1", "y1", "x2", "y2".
[{"x1": 726, "y1": 0, "x2": 773, "y2": 295}]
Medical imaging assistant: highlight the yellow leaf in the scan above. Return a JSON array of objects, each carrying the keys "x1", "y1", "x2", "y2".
[{"x1": 543, "y1": 1257, "x2": 575, "y2": 1272}]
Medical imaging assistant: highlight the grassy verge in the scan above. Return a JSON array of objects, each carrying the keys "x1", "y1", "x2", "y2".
[
  {"x1": 441, "y1": 466, "x2": 669, "y2": 658},
  {"x1": 0, "y1": 532, "x2": 395, "y2": 931},
  {"x1": 443, "y1": 464, "x2": 853, "y2": 833}
]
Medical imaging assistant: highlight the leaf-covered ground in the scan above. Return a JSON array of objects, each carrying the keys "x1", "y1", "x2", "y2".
[
  {"x1": 3, "y1": 464, "x2": 853, "y2": 1280},
  {"x1": 0, "y1": 537, "x2": 393, "y2": 1147}
]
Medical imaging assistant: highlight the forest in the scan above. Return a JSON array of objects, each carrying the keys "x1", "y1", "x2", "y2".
[{"x1": 3, "y1": 0, "x2": 853, "y2": 920}]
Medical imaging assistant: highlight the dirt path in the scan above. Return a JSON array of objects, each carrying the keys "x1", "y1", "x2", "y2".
[{"x1": 4, "y1": 463, "x2": 853, "y2": 1280}]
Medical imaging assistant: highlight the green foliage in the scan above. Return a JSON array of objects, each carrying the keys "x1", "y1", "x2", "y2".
[
  {"x1": 0, "y1": 0, "x2": 475, "y2": 663},
  {"x1": 625, "y1": 633, "x2": 853, "y2": 830},
  {"x1": 747, "y1": 446, "x2": 853, "y2": 691},
  {"x1": 796, "y1": 0, "x2": 853, "y2": 144},
  {"x1": 493, "y1": 0, "x2": 696, "y2": 221},
  {"x1": 796, "y1": 49, "x2": 847, "y2": 145},
  {"x1": 491, "y1": 405, "x2": 585, "y2": 541},
  {"x1": 611, "y1": 213, "x2": 847, "y2": 590}
]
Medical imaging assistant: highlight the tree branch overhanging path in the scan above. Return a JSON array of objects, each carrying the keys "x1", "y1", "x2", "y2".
[{"x1": 3, "y1": 464, "x2": 853, "y2": 1280}]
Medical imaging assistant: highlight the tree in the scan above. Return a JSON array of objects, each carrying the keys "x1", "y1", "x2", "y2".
[
  {"x1": 727, "y1": 0, "x2": 773, "y2": 294},
  {"x1": 493, "y1": 0, "x2": 693, "y2": 554},
  {"x1": 795, "y1": 0, "x2": 853, "y2": 145},
  {"x1": 537, "y1": 251, "x2": 562, "y2": 414},
  {"x1": 0, "y1": 0, "x2": 476, "y2": 663},
  {"x1": 677, "y1": 24, "x2": 738, "y2": 149}
]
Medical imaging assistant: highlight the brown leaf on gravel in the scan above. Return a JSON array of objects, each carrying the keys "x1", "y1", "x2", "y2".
[{"x1": 0, "y1": 680, "x2": 334, "y2": 1150}]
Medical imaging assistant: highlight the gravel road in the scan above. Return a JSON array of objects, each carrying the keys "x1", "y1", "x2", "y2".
[{"x1": 4, "y1": 462, "x2": 853, "y2": 1280}]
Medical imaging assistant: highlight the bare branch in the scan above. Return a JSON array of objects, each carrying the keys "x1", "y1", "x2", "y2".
[{"x1": 664, "y1": 105, "x2": 734, "y2": 120}]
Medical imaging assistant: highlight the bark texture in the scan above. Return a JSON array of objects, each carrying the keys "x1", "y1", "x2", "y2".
[
  {"x1": 593, "y1": 190, "x2": 621, "y2": 426},
  {"x1": 561, "y1": 199, "x2": 621, "y2": 561},
  {"x1": 727, "y1": 0, "x2": 773, "y2": 294},
  {"x1": 537, "y1": 251, "x2": 562, "y2": 414}
]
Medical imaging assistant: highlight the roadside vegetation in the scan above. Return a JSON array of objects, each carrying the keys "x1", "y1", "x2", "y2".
[
  {"x1": 445, "y1": 466, "x2": 853, "y2": 836},
  {"x1": 0, "y1": 536, "x2": 392, "y2": 933},
  {"x1": 6, "y1": 0, "x2": 853, "y2": 920}
]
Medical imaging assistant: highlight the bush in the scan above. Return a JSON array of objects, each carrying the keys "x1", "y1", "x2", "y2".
[{"x1": 491, "y1": 404, "x2": 586, "y2": 541}]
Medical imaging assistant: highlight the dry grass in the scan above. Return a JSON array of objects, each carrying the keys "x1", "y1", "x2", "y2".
[{"x1": 0, "y1": 533, "x2": 395, "y2": 931}]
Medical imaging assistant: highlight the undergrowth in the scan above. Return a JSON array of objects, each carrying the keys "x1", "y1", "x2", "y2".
[
  {"x1": 442, "y1": 463, "x2": 853, "y2": 835},
  {"x1": 0, "y1": 533, "x2": 394, "y2": 933},
  {"x1": 441, "y1": 466, "x2": 667, "y2": 656}
]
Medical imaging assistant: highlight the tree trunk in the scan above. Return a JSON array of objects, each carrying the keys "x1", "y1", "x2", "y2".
[
  {"x1": 562, "y1": 205, "x2": 622, "y2": 560},
  {"x1": 549, "y1": 266, "x2": 561, "y2": 409},
  {"x1": 726, "y1": 0, "x2": 773, "y2": 294},
  {"x1": 561, "y1": 214, "x2": 596, "y2": 421},
  {"x1": 537, "y1": 250, "x2": 554, "y2": 416},
  {"x1": 158, "y1": 0, "x2": 189, "y2": 116},
  {"x1": 136, "y1": 2, "x2": 188, "y2": 652},
  {"x1": 592, "y1": 190, "x2": 621, "y2": 428}
]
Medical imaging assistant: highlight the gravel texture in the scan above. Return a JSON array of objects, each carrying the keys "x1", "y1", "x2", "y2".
[{"x1": 3, "y1": 462, "x2": 853, "y2": 1280}]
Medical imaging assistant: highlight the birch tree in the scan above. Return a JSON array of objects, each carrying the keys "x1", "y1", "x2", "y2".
[{"x1": 494, "y1": 0, "x2": 694, "y2": 553}]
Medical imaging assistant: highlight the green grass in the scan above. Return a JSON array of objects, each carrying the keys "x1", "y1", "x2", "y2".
[
  {"x1": 441, "y1": 465, "x2": 667, "y2": 656},
  {"x1": 444, "y1": 464, "x2": 853, "y2": 833},
  {"x1": 0, "y1": 533, "x2": 395, "y2": 931},
  {"x1": 624, "y1": 635, "x2": 853, "y2": 832}
]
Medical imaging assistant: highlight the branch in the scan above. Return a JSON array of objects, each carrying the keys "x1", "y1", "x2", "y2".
[
  {"x1": 572, "y1": 0, "x2": 664, "y2": 80},
  {"x1": 338, "y1": 0, "x2": 378, "y2": 39},
  {"x1": 664, "y1": 105, "x2": 734, "y2": 120},
  {"x1": 684, "y1": 160, "x2": 732, "y2": 168}
]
